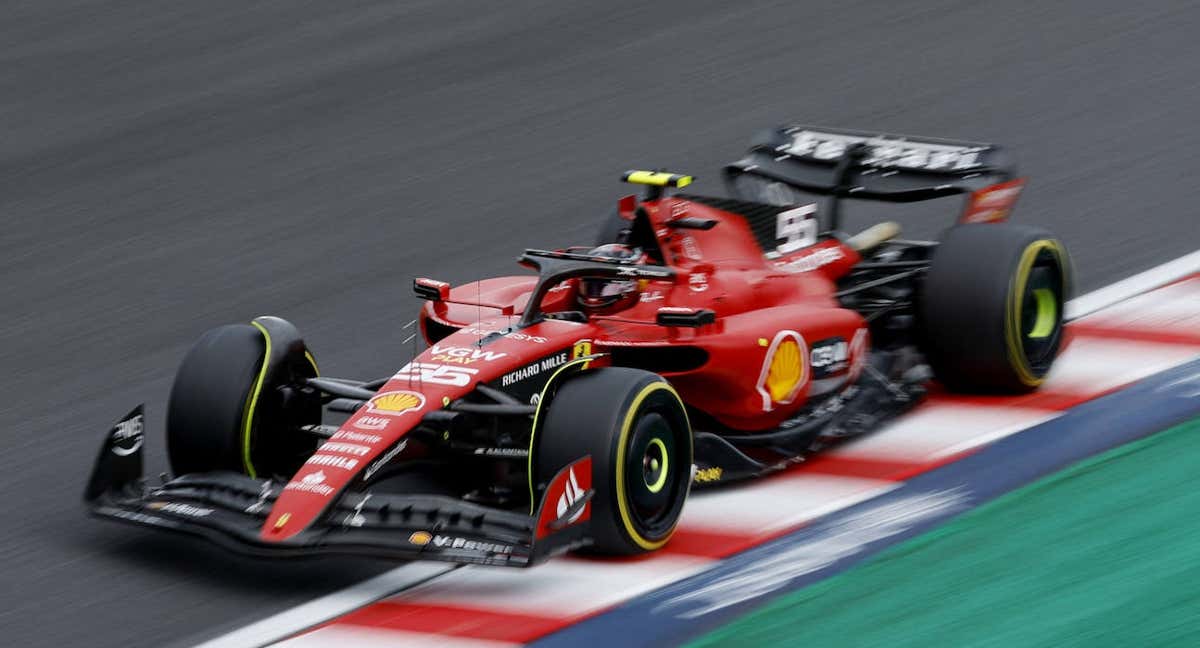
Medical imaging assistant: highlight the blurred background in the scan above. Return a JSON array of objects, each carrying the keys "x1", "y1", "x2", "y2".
[{"x1": 2, "y1": 1, "x2": 1199, "y2": 646}]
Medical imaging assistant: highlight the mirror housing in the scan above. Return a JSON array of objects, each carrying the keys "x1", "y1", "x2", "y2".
[
  {"x1": 655, "y1": 306, "x2": 716, "y2": 328},
  {"x1": 413, "y1": 278, "x2": 451, "y2": 302}
]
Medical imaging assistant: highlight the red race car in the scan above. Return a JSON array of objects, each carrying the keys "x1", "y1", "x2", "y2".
[{"x1": 86, "y1": 125, "x2": 1071, "y2": 566}]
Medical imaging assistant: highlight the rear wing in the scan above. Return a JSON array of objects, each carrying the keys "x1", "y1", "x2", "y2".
[{"x1": 724, "y1": 125, "x2": 1023, "y2": 228}]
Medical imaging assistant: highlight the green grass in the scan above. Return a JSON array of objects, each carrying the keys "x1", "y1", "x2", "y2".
[{"x1": 689, "y1": 418, "x2": 1200, "y2": 648}]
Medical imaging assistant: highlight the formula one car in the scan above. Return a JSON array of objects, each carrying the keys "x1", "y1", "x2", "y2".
[{"x1": 86, "y1": 125, "x2": 1071, "y2": 567}]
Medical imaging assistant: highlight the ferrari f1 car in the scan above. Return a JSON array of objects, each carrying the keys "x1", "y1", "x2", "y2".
[{"x1": 86, "y1": 125, "x2": 1071, "y2": 567}]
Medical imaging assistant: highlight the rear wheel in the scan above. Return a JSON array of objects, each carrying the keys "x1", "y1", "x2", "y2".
[
  {"x1": 919, "y1": 224, "x2": 1071, "y2": 392},
  {"x1": 166, "y1": 316, "x2": 321, "y2": 478},
  {"x1": 536, "y1": 368, "x2": 692, "y2": 554}
]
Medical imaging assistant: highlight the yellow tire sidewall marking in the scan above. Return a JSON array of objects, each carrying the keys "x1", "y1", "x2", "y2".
[
  {"x1": 615, "y1": 381, "x2": 689, "y2": 551},
  {"x1": 1005, "y1": 240, "x2": 1065, "y2": 387},
  {"x1": 242, "y1": 321, "x2": 274, "y2": 478}
]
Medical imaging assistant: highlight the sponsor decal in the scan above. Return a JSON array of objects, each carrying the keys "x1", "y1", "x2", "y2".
[
  {"x1": 810, "y1": 337, "x2": 849, "y2": 378},
  {"x1": 755, "y1": 330, "x2": 809, "y2": 411},
  {"x1": 431, "y1": 535, "x2": 515, "y2": 555},
  {"x1": 774, "y1": 245, "x2": 845, "y2": 273},
  {"x1": 393, "y1": 362, "x2": 479, "y2": 387},
  {"x1": 147, "y1": 502, "x2": 213, "y2": 518},
  {"x1": 786, "y1": 129, "x2": 986, "y2": 171},
  {"x1": 366, "y1": 390, "x2": 427, "y2": 415},
  {"x1": 363, "y1": 440, "x2": 408, "y2": 480},
  {"x1": 473, "y1": 447, "x2": 529, "y2": 458},
  {"x1": 461, "y1": 327, "x2": 548, "y2": 343},
  {"x1": 111, "y1": 413, "x2": 144, "y2": 457},
  {"x1": 681, "y1": 235, "x2": 702, "y2": 261},
  {"x1": 429, "y1": 343, "x2": 507, "y2": 365},
  {"x1": 320, "y1": 441, "x2": 372, "y2": 457},
  {"x1": 556, "y1": 467, "x2": 586, "y2": 523},
  {"x1": 499, "y1": 351, "x2": 569, "y2": 387},
  {"x1": 693, "y1": 466, "x2": 723, "y2": 484},
  {"x1": 640, "y1": 289, "x2": 665, "y2": 303},
  {"x1": 306, "y1": 454, "x2": 359, "y2": 470},
  {"x1": 284, "y1": 470, "x2": 334, "y2": 496},
  {"x1": 332, "y1": 430, "x2": 383, "y2": 444},
  {"x1": 110, "y1": 509, "x2": 169, "y2": 526},
  {"x1": 638, "y1": 266, "x2": 674, "y2": 279},
  {"x1": 409, "y1": 531, "x2": 432, "y2": 546},
  {"x1": 688, "y1": 272, "x2": 709, "y2": 292},
  {"x1": 353, "y1": 416, "x2": 389, "y2": 431}
]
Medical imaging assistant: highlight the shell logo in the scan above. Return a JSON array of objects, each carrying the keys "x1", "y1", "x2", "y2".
[
  {"x1": 368, "y1": 391, "x2": 426, "y2": 416},
  {"x1": 409, "y1": 531, "x2": 432, "y2": 546},
  {"x1": 756, "y1": 330, "x2": 809, "y2": 411}
]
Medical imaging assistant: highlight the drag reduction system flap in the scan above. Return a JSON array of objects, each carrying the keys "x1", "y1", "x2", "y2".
[{"x1": 724, "y1": 125, "x2": 1016, "y2": 204}]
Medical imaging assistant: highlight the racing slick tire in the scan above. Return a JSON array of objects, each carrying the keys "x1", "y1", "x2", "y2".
[
  {"x1": 537, "y1": 368, "x2": 692, "y2": 555},
  {"x1": 919, "y1": 224, "x2": 1071, "y2": 393},
  {"x1": 166, "y1": 316, "x2": 321, "y2": 479}
]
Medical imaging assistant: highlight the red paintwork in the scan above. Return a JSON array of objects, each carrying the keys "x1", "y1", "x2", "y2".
[{"x1": 260, "y1": 195, "x2": 871, "y2": 540}]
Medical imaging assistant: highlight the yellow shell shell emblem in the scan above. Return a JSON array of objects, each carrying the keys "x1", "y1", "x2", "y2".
[
  {"x1": 369, "y1": 391, "x2": 425, "y2": 415},
  {"x1": 756, "y1": 330, "x2": 808, "y2": 411},
  {"x1": 765, "y1": 339, "x2": 804, "y2": 402},
  {"x1": 408, "y1": 531, "x2": 432, "y2": 546}
]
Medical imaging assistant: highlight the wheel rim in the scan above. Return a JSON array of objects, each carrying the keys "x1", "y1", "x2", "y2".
[
  {"x1": 643, "y1": 438, "x2": 669, "y2": 494},
  {"x1": 1018, "y1": 250, "x2": 1064, "y2": 374},
  {"x1": 623, "y1": 411, "x2": 683, "y2": 536}
]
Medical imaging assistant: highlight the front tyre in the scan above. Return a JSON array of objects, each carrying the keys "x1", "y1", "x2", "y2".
[
  {"x1": 537, "y1": 368, "x2": 692, "y2": 555},
  {"x1": 919, "y1": 224, "x2": 1071, "y2": 393},
  {"x1": 166, "y1": 316, "x2": 321, "y2": 478}
]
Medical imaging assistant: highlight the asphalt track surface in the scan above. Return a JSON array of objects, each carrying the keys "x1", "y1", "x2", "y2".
[{"x1": 2, "y1": 2, "x2": 1199, "y2": 646}]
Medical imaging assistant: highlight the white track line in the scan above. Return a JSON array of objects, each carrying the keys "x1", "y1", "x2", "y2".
[
  {"x1": 192, "y1": 563, "x2": 457, "y2": 648},
  {"x1": 277, "y1": 626, "x2": 518, "y2": 648},
  {"x1": 1064, "y1": 249, "x2": 1200, "y2": 320},
  {"x1": 195, "y1": 248, "x2": 1200, "y2": 648}
]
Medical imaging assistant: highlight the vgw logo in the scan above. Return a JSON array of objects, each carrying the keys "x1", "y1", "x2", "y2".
[{"x1": 429, "y1": 344, "x2": 506, "y2": 365}]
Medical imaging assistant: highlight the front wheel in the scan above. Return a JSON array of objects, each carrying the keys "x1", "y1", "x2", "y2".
[
  {"x1": 536, "y1": 368, "x2": 693, "y2": 555},
  {"x1": 919, "y1": 224, "x2": 1071, "y2": 393},
  {"x1": 166, "y1": 316, "x2": 321, "y2": 478}
]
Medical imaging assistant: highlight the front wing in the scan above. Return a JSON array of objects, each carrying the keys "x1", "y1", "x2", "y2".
[{"x1": 84, "y1": 408, "x2": 591, "y2": 567}]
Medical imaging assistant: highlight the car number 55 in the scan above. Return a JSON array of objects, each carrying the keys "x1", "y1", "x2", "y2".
[{"x1": 393, "y1": 362, "x2": 479, "y2": 386}]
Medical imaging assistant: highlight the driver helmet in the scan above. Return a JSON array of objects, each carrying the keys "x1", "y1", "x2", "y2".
[{"x1": 579, "y1": 244, "x2": 646, "y2": 311}]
